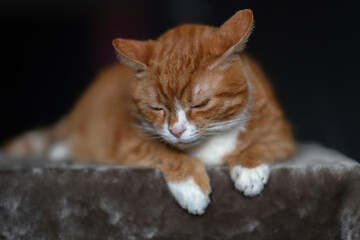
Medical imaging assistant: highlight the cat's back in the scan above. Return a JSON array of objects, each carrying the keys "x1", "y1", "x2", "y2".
[
  {"x1": 66, "y1": 63, "x2": 135, "y2": 129},
  {"x1": 80, "y1": 63, "x2": 134, "y2": 102}
]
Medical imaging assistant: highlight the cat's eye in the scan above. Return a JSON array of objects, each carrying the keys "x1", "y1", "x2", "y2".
[
  {"x1": 135, "y1": 69, "x2": 146, "y2": 79},
  {"x1": 191, "y1": 99, "x2": 210, "y2": 109},
  {"x1": 135, "y1": 69, "x2": 145, "y2": 75},
  {"x1": 150, "y1": 106, "x2": 163, "y2": 111}
]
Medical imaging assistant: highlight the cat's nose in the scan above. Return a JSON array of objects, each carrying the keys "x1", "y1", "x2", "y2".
[{"x1": 169, "y1": 126, "x2": 186, "y2": 138}]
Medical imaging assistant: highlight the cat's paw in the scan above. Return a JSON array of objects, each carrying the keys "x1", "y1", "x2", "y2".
[
  {"x1": 167, "y1": 177, "x2": 210, "y2": 215},
  {"x1": 231, "y1": 164, "x2": 270, "y2": 197}
]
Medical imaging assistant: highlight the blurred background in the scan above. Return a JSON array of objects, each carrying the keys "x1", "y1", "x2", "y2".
[{"x1": 0, "y1": 0, "x2": 359, "y2": 161}]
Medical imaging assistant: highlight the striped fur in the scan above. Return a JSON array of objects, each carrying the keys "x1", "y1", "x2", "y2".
[{"x1": 3, "y1": 10, "x2": 295, "y2": 214}]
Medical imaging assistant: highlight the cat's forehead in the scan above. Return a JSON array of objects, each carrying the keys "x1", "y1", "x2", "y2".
[
  {"x1": 146, "y1": 62, "x2": 227, "y2": 107},
  {"x1": 142, "y1": 25, "x2": 246, "y2": 105},
  {"x1": 149, "y1": 25, "x2": 214, "y2": 69},
  {"x1": 145, "y1": 26, "x2": 214, "y2": 99}
]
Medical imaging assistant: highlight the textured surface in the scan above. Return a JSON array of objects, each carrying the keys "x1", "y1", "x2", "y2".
[{"x1": 0, "y1": 143, "x2": 359, "y2": 240}]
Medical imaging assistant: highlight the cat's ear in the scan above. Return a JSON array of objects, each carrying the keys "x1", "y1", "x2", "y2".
[
  {"x1": 209, "y1": 9, "x2": 254, "y2": 69},
  {"x1": 112, "y1": 39, "x2": 154, "y2": 70}
]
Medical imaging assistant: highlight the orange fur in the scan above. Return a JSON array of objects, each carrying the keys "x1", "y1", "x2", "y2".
[{"x1": 3, "y1": 9, "x2": 295, "y2": 214}]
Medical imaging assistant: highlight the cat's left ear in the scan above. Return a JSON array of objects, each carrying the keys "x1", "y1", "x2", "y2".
[
  {"x1": 112, "y1": 38, "x2": 154, "y2": 70},
  {"x1": 209, "y1": 9, "x2": 254, "y2": 69}
]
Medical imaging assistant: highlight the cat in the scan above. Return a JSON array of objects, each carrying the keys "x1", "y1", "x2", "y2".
[{"x1": 2, "y1": 9, "x2": 295, "y2": 215}]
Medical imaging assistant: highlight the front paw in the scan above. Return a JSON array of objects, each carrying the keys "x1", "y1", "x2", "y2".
[
  {"x1": 231, "y1": 164, "x2": 270, "y2": 197},
  {"x1": 167, "y1": 178, "x2": 210, "y2": 215}
]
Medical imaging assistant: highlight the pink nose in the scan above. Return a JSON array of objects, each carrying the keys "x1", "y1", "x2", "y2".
[{"x1": 169, "y1": 126, "x2": 186, "y2": 138}]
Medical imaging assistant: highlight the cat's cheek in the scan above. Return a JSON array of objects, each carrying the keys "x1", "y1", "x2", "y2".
[
  {"x1": 186, "y1": 113, "x2": 204, "y2": 128},
  {"x1": 187, "y1": 111, "x2": 216, "y2": 128},
  {"x1": 142, "y1": 110, "x2": 165, "y2": 126},
  {"x1": 154, "y1": 110, "x2": 166, "y2": 124},
  {"x1": 187, "y1": 110, "x2": 203, "y2": 122}
]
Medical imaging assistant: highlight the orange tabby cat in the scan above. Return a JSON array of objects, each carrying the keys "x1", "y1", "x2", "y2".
[{"x1": 3, "y1": 9, "x2": 295, "y2": 214}]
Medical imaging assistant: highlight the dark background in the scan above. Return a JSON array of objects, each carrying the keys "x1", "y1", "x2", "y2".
[{"x1": 1, "y1": 0, "x2": 359, "y2": 161}]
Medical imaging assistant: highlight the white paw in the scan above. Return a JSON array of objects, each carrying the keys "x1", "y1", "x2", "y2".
[
  {"x1": 47, "y1": 141, "x2": 70, "y2": 161},
  {"x1": 167, "y1": 178, "x2": 210, "y2": 215},
  {"x1": 231, "y1": 164, "x2": 270, "y2": 197}
]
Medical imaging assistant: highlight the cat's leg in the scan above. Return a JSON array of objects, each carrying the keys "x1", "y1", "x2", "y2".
[
  {"x1": 112, "y1": 137, "x2": 212, "y2": 214},
  {"x1": 227, "y1": 134, "x2": 295, "y2": 197},
  {"x1": 157, "y1": 153, "x2": 211, "y2": 215},
  {"x1": 2, "y1": 119, "x2": 69, "y2": 159},
  {"x1": 2, "y1": 128, "x2": 54, "y2": 157}
]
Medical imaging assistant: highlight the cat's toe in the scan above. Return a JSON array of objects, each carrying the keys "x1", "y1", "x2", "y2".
[
  {"x1": 231, "y1": 164, "x2": 270, "y2": 197},
  {"x1": 167, "y1": 177, "x2": 210, "y2": 215}
]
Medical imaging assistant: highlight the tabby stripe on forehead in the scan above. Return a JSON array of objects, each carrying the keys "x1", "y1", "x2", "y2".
[
  {"x1": 179, "y1": 77, "x2": 193, "y2": 99},
  {"x1": 214, "y1": 88, "x2": 247, "y2": 98},
  {"x1": 156, "y1": 81, "x2": 169, "y2": 101}
]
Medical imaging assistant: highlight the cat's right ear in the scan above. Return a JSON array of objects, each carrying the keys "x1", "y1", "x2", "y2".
[
  {"x1": 208, "y1": 9, "x2": 254, "y2": 70},
  {"x1": 112, "y1": 39, "x2": 154, "y2": 70}
]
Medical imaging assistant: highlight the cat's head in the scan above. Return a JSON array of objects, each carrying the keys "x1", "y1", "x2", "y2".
[{"x1": 113, "y1": 9, "x2": 253, "y2": 149}]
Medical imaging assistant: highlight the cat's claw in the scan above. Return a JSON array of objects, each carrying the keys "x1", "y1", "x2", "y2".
[
  {"x1": 231, "y1": 164, "x2": 270, "y2": 197},
  {"x1": 167, "y1": 177, "x2": 210, "y2": 215}
]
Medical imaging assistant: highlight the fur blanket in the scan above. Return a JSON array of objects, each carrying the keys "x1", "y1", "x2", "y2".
[{"x1": 0, "y1": 143, "x2": 359, "y2": 240}]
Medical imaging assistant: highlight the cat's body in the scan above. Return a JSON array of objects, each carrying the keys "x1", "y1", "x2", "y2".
[{"x1": 3, "y1": 10, "x2": 295, "y2": 214}]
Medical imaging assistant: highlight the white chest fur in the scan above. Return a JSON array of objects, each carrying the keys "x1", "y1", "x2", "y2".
[{"x1": 185, "y1": 126, "x2": 244, "y2": 166}]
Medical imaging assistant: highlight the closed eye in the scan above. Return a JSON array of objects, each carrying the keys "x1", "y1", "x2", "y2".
[
  {"x1": 150, "y1": 106, "x2": 163, "y2": 111},
  {"x1": 191, "y1": 99, "x2": 210, "y2": 109}
]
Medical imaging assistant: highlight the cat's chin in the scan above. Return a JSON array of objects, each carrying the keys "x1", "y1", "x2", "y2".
[{"x1": 172, "y1": 140, "x2": 201, "y2": 150}]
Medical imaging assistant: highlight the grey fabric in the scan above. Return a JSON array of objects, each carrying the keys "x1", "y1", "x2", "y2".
[{"x1": 0, "y1": 143, "x2": 359, "y2": 240}]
